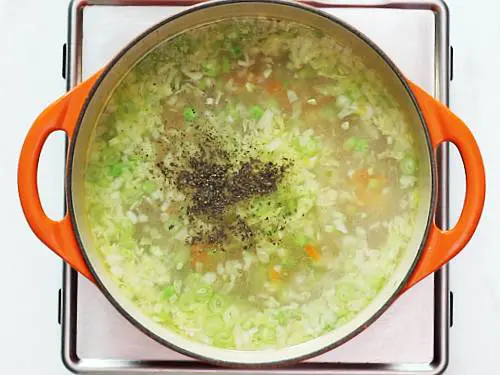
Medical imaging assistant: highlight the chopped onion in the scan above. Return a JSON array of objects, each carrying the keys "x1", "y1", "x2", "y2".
[{"x1": 287, "y1": 89, "x2": 298, "y2": 103}]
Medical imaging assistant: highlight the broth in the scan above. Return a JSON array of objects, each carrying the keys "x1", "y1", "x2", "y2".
[{"x1": 83, "y1": 18, "x2": 421, "y2": 350}]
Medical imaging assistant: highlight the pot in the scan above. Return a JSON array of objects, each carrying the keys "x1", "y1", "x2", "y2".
[{"x1": 18, "y1": 0, "x2": 485, "y2": 367}]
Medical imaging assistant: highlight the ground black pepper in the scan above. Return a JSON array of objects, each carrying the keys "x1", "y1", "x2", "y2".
[
  {"x1": 175, "y1": 157, "x2": 287, "y2": 219},
  {"x1": 154, "y1": 127, "x2": 291, "y2": 251}
]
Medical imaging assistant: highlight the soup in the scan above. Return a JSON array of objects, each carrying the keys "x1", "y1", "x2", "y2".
[{"x1": 84, "y1": 18, "x2": 420, "y2": 350}]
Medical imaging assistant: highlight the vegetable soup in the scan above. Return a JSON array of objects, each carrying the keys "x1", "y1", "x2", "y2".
[{"x1": 84, "y1": 18, "x2": 421, "y2": 350}]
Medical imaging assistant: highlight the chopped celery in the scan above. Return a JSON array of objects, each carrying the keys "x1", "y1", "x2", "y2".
[
  {"x1": 294, "y1": 234, "x2": 309, "y2": 247},
  {"x1": 142, "y1": 181, "x2": 157, "y2": 194},
  {"x1": 319, "y1": 105, "x2": 338, "y2": 119},
  {"x1": 299, "y1": 66, "x2": 316, "y2": 78},
  {"x1": 85, "y1": 165, "x2": 100, "y2": 182},
  {"x1": 368, "y1": 178, "x2": 380, "y2": 190},
  {"x1": 282, "y1": 253, "x2": 299, "y2": 268},
  {"x1": 197, "y1": 78, "x2": 208, "y2": 90},
  {"x1": 343, "y1": 137, "x2": 358, "y2": 151},
  {"x1": 302, "y1": 138, "x2": 318, "y2": 156},
  {"x1": 101, "y1": 149, "x2": 121, "y2": 164},
  {"x1": 400, "y1": 156, "x2": 417, "y2": 175},
  {"x1": 222, "y1": 56, "x2": 230, "y2": 73},
  {"x1": 343, "y1": 136, "x2": 368, "y2": 153},
  {"x1": 195, "y1": 286, "x2": 213, "y2": 302},
  {"x1": 209, "y1": 294, "x2": 226, "y2": 314},
  {"x1": 245, "y1": 82, "x2": 255, "y2": 92},
  {"x1": 276, "y1": 310, "x2": 288, "y2": 325},
  {"x1": 203, "y1": 60, "x2": 220, "y2": 77}
]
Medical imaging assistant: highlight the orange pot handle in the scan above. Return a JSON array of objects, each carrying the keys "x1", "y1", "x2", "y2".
[
  {"x1": 404, "y1": 81, "x2": 486, "y2": 290},
  {"x1": 18, "y1": 71, "x2": 103, "y2": 282}
]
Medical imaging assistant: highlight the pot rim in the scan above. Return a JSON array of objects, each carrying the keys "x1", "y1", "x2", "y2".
[{"x1": 66, "y1": 0, "x2": 437, "y2": 367}]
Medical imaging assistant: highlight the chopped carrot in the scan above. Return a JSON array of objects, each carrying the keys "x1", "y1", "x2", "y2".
[
  {"x1": 304, "y1": 244, "x2": 321, "y2": 261},
  {"x1": 264, "y1": 79, "x2": 283, "y2": 94},
  {"x1": 227, "y1": 71, "x2": 247, "y2": 86},
  {"x1": 352, "y1": 169, "x2": 388, "y2": 210},
  {"x1": 263, "y1": 79, "x2": 292, "y2": 112},
  {"x1": 190, "y1": 244, "x2": 212, "y2": 267},
  {"x1": 352, "y1": 169, "x2": 386, "y2": 189},
  {"x1": 352, "y1": 168, "x2": 370, "y2": 185},
  {"x1": 166, "y1": 203, "x2": 180, "y2": 215},
  {"x1": 316, "y1": 95, "x2": 336, "y2": 106},
  {"x1": 269, "y1": 267, "x2": 282, "y2": 282}
]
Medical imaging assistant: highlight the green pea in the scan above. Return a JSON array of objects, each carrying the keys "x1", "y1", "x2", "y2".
[
  {"x1": 108, "y1": 163, "x2": 124, "y2": 177},
  {"x1": 162, "y1": 285, "x2": 175, "y2": 299},
  {"x1": 230, "y1": 44, "x2": 242, "y2": 58},
  {"x1": 343, "y1": 136, "x2": 358, "y2": 151},
  {"x1": 354, "y1": 138, "x2": 369, "y2": 153},
  {"x1": 249, "y1": 105, "x2": 264, "y2": 120},
  {"x1": 183, "y1": 106, "x2": 197, "y2": 122}
]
